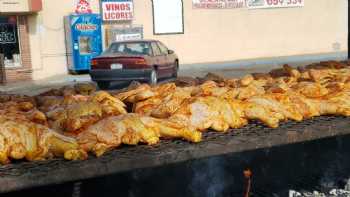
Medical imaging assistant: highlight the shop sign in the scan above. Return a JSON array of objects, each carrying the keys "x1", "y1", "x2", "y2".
[
  {"x1": 0, "y1": 23, "x2": 16, "y2": 44},
  {"x1": 192, "y1": 0, "x2": 246, "y2": 9},
  {"x1": 101, "y1": 0, "x2": 133, "y2": 21},
  {"x1": 106, "y1": 26, "x2": 143, "y2": 46},
  {"x1": 115, "y1": 33, "x2": 141, "y2": 41},
  {"x1": 247, "y1": 0, "x2": 304, "y2": 9},
  {"x1": 75, "y1": 0, "x2": 92, "y2": 14},
  {"x1": 75, "y1": 23, "x2": 97, "y2": 31}
]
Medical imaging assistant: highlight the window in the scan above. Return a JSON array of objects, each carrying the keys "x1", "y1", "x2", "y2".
[
  {"x1": 151, "y1": 42, "x2": 162, "y2": 56},
  {"x1": 157, "y1": 42, "x2": 169, "y2": 55},
  {"x1": 79, "y1": 36, "x2": 92, "y2": 55},
  {"x1": 105, "y1": 42, "x2": 152, "y2": 55},
  {"x1": 0, "y1": 16, "x2": 21, "y2": 67},
  {"x1": 152, "y1": 0, "x2": 184, "y2": 34}
]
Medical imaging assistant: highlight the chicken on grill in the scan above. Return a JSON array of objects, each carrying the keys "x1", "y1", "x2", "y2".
[
  {"x1": 0, "y1": 60, "x2": 349, "y2": 162},
  {"x1": 0, "y1": 101, "x2": 48, "y2": 125},
  {"x1": 46, "y1": 91, "x2": 127, "y2": 133},
  {"x1": 77, "y1": 113, "x2": 201, "y2": 156},
  {"x1": 244, "y1": 93, "x2": 304, "y2": 128},
  {"x1": 169, "y1": 96, "x2": 247, "y2": 132},
  {"x1": 0, "y1": 114, "x2": 87, "y2": 164}
]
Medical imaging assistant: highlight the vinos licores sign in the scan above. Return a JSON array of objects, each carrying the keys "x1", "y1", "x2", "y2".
[{"x1": 101, "y1": 0, "x2": 133, "y2": 21}]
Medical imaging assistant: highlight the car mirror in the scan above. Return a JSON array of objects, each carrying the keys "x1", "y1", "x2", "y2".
[{"x1": 168, "y1": 49, "x2": 174, "y2": 54}]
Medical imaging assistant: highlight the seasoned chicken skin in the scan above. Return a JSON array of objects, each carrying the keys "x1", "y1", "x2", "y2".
[
  {"x1": 0, "y1": 115, "x2": 87, "y2": 164},
  {"x1": 77, "y1": 114, "x2": 201, "y2": 156},
  {"x1": 170, "y1": 96, "x2": 247, "y2": 132},
  {"x1": 46, "y1": 91, "x2": 127, "y2": 133}
]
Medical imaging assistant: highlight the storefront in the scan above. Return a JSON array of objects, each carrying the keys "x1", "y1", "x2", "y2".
[
  {"x1": 0, "y1": 0, "x2": 348, "y2": 82},
  {"x1": 0, "y1": 0, "x2": 42, "y2": 83}
]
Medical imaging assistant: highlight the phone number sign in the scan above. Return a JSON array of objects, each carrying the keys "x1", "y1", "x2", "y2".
[
  {"x1": 0, "y1": 24, "x2": 16, "y2": 44},
  {"x1": 247, "y1": 0, "x2": 304, "y2": 9}
]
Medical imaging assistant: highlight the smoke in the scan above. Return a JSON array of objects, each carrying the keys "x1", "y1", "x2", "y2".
[{"x1": 189, "y1": 157, "x2": 233, "y2": 197}]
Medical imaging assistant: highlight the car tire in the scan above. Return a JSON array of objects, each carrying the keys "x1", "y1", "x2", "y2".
[
  {"x1": 149, "y1": 69, "x2": 158, "y2": 85},
  {"x1": 97, "y1": 81, "x2": 110, "y2": 89},
  {"x1": 172, "y1": 60, "x2": 179, "y2": 78}
]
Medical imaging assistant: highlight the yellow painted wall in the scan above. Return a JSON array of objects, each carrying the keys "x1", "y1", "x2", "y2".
[{"x1": 28, "y1": 0, "x2": 348, "y2": 79}]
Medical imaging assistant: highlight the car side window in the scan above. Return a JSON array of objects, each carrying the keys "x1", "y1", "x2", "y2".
[
  {"x1": 157, "y1": 42, "x2": 169, "y2": 55},
  {"x1": 151, "y1": 42, "x2": 162, "y2": 56}
]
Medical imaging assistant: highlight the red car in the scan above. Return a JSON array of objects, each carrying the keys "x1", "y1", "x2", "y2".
[{"x1": 89, "y1": 39, "x2": 179, "y2": 89}]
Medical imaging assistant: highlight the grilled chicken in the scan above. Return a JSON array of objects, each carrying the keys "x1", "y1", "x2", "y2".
[
  {"x1": 0, "y1": 101, "x2": 48, "y2": 125},
  {"x1": 244, "y1": 93, "x2": 303, "y2": 128},
  {"x1": 0, "y1": 60, "x2": 349, "y2": 162},
  {"x1": 77, "y1": 113, "x2": 201, "y2": 156},
  {"x1": 46, "y1": 91, "x2": 127, "y2": 133},
  {"x1": 0, "y1": 114, "x2": 87, "y2": 164},
  {"x1": 169, "y1": 96, "x2": 247, "y2": 132}
]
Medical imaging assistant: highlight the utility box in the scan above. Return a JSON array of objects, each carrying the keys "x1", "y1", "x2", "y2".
[{"x1": 64, "y1": 14, "x2": 103, "y2": 73}]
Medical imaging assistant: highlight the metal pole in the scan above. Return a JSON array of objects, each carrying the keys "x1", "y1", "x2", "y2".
[{"x1": 0, "y1": 54, "x2": 6, "y2": 84}]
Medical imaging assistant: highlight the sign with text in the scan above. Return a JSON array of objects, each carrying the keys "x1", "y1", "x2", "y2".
[
  {"x1": 192, "y1": 0, "x2": 246, "y2": 9},
  {"x1": 247, "y1": 0, "x2": 304, "y2": 9},
  {"x1": 115, "y1": 33, "x2": 142, "y2": 41},
  {"x1": 101, "y1": 0, "x2": 133, "y2": 21},
  {"x1": 0, "y1": 23, "x2": 16, "y2": 44},
  {"x1": 106, "y1": 26, "x2": 143, "y2": 46}
]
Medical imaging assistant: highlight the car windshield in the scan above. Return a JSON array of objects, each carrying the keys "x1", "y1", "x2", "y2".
[{"x1": 104, "y1": 42, "x2": 151, "y2": 55}]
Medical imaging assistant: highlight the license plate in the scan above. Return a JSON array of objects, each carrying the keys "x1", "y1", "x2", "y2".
[{"x1": 110, "y1": 63, "x2": 122, "y2": 69}]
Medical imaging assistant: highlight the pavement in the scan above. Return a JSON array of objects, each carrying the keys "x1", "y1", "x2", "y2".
[{"x1": 0, "y1": 52, "x2": 347, "y2": 96}]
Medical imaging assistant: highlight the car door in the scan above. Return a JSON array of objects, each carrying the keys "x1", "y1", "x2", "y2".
[
  {"x1": 157, "y1": 41, "x2": 174, "y2": 77},
  {"x1": 150, "y1": 42, "x2": 166, "y2": 78}
]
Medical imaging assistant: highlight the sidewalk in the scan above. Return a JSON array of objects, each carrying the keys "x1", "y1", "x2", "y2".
[
  {"x1": 0, "y1": 52, "x2": 347, "y2": 96},
  {"x1": 0, "y1": 74, "x2": 91, "y2": 96},
  {"x1": 179, "y1": 52, "x2": 347, "y2": 78}
]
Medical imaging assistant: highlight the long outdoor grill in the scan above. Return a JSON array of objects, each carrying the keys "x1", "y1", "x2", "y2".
[{"x1": 1, "y1": 115, "x2": 350, "y2": 196}]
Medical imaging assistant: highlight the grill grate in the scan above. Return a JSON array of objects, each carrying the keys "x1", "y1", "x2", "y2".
[{"x1": 0, "y1": 115, "x2": 350, "y2": 193}]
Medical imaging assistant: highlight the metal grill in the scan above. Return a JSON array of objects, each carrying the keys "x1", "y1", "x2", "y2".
[{"x1": 0, "y1": 115, "x2": 349, "y2": 193}]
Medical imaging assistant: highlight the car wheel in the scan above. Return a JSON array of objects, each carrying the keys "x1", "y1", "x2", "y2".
[
  {"x1": 149, "y1": 69, "x2": 158, "y2": 85},
  {"x1": 172, "y1": 60, "x2": 179, "y2": 78},
  {"x1": 97, "y1": 81, "x2": 110, "y2": 89}
]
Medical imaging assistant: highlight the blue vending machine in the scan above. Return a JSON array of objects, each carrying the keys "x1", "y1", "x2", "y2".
[{"x1": 64, "y1": 13, "x2": 102, "y2": 73}]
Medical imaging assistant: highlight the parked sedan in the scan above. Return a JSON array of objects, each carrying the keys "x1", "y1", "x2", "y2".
[{"x1": 89, "y1": 39, "x2": 179, "y2": 89}]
